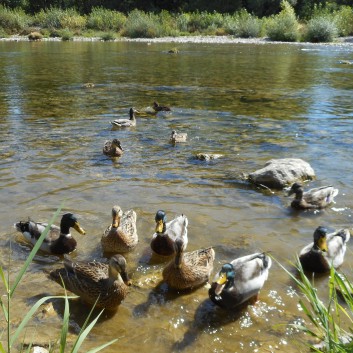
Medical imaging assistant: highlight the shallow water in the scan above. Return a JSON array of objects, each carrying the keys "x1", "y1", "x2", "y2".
[{"x1": 1, "y1": 40, "x2": 353, "y2": 352}]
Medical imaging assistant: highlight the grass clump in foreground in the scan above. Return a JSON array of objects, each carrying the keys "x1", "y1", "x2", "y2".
[
  {"x1": 281, "y1": 258, "x2": 353, "y2": 352},
  {"x1": 0, "y1": 205, "x2": 117, "y2": 353}
]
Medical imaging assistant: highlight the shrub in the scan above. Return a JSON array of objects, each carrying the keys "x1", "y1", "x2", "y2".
[
  {"x1": 235, "y1": 10, "x2": 262, "y2": 38},
  {"x1": 122, "y1": 9, "x2": 163, "y2": 38},
  {"x1": 266, "y1": 0, "x2": 300, "y2": 41},
  {"x1": 87, "y1": 7, "x2": 126, "y2": 32},
  {"x1": 186, "y1": 11, "x2": 224, "y2": 33},
  {"x1": 100, "y1": 31, "x2": 116, "y2": 41},
  {"x1": 59, "y1": 28, "x2": 74, "y2": 41},
  {"x1": 305, "y1": 16, "x2": 338, "y2": 42},
  {"x1": 0, "y1": 5, "x2": 30, "y2": 33},
  {"x1": 334, "y1": 6, "x2": 353, "y2": 37}
]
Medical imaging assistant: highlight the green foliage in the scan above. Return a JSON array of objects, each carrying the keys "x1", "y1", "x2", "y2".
[
  {"x1": 334, "y1": 6, "x2": 353, "y2": 36},
  {"x1": 33, "y1": 8, "x2": 85, "y2": 30},
  {"x1": 100, "y1": 31, "x2": 116, "y2": 41},
  {"x1": 0, "y1": 5, "x2": 30, "y2": 33},
  {"x1": 187, "y1": 11, "x2": 224, "y2": 33},
  {"x1": 59, "y1": 28, "x2": 74, "y2": 41},
  {"x1": 86, "y1": 7, "x2": 126, "y2": 32},
  {"x1": 266, "y1": 0, "x2": 300, "y2": 41},
  {"x1": 234, "y1": 10, "x2": 262, "y2": 38},
  {"x1": 0, "y1": 206, "x2": 118, "y2": 352},
  {"x1": 280, "y1": 259, "x2": 353, "y2": 352},
  {"x1": 122, "y1": 9, "x2": 163, "y2": 38},
  {"x1": 304, "y1": 15, "x2": 338, "y2": 42}
]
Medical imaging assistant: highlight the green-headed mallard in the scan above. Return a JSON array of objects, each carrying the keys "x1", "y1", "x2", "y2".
[
  {"x1": 153, "y1": 101, "x2": 171, "y2": 112},
  {"x1": 162, "y1": 238, "x2": 215, "y2": 290},
  {"x1": 170, "y1": 130, "x2": 187, "y2": 144},
  {"x1": 299, "y1": 226, "x2": 350, "y2": 273},
  {"x1": 151, "y1": 210, "x2": 188, "y2": 257},
  {"x1": 101, "y1": 205, "x2": 138, "y2": 254},
  {"x1": 288, "y1": 183, "x2": 339, "y2": 209},
  {"x1": 14, "y1": 213, "x2": 86, "y2": 255},
  {"x1": 103, "y1": 139, "x2": 124, "y2": 158},
  {"x1": 209, "y1": 252, "x2": 272, "y2": 309},
  {"x1": 110, "y1": 108, "x2": 138, "y2": 128},
  {"x1": 49, "y1": 254, "x2": 131, "y2": 310}
]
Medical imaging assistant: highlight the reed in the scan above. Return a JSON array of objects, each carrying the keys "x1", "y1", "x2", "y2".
[{"x1": 0, "y1": 205, "x2": 117, "y2": 353}]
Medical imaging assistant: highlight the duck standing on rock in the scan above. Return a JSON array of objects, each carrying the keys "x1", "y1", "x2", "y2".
[
  {"x1": 299, "y1": 226, "x2": 350, "y2": 273},
  {"x1": 49, "y1": 254, "x2": 131, "y2": 310},
  {"x1": 209, "y1": 252, "x2": 272, "y2": 309},
  {"x1": 151, "y1": 210, "x2": 188, "y2": 257},
  {"x1": 288, "y1": 183, "x2": 339, "y2": 209},
  {"x1": 14, "y1": 213, "x2": 86, "y2": 255},
  {"x1": 110, "y1": 108, "x2": 138, "y2": 128},
  {"x1": 103, "y1": 139, "x2": 124, "y2": 157},
  {"x1": 162, "y1": 237, "x2": 215, "y2": 291}
]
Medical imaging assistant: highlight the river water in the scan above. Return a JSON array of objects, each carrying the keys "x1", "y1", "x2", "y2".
[{"x1": 0, "y1": 39, "x2": 353, "y2": 352}]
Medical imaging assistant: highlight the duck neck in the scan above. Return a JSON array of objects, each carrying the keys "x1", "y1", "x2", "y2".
[
  {"x1": 174, "y1": 251, "x2": 183, "y2": 268},
  {"x1": 295, "y1": 189, "x2": 303, "y2": 200},
  {"x1": 60, "y1": 221, "x2": 71, "y2": 235}
]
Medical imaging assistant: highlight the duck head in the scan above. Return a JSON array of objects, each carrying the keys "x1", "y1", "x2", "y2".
[
  {"x1": 155, "y1": 210, "x2": 167, "y2": 233},
  {"x1": 214, "y1": 263, "x2": 235, "y2": 296},
  {"x1": 313, "y1": 226, "x2": 328, "y2": 252},
  {"x1": 109, "y1": 254, "x2": 132, "y2": 286},
  {"x1": 288, "y1": 183, "x2": 304, "y2": 197},
  {"x1": 61, "y1": 213, "x2": 86, "y2": 235}
]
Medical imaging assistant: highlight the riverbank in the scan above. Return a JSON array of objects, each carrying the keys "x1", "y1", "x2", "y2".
[{"x1": 2, "y1": 34, "x2": 353, "y2": 46}]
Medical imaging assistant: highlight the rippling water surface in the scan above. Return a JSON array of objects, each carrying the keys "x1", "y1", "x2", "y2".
[{"x1": 1, "y1": 40, "x2": 353, "y2": 352}]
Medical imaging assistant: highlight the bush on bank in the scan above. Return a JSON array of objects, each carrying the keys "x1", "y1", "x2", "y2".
[{"x1": 0, "y1": 3, "x2": 352, "y2": 42}]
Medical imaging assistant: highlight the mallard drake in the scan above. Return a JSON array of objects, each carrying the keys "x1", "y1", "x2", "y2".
[
  {"x1": 14, "y1": 213, "x2": 86, "y2": 255},
  {"x1": 82, "y1": 82, "x2": 95, "y2": 88},
  {"x1": 151, "y1": 210, "x2": 188, "y2": 257},
  {"x1": 170, "y1": 130, "x2": 187, "y2": 144},
  {"x1": 208, "y1": 252, "x2": 272, "y2": 309},
  {"x1": 110, "y1": 108, "x2": 138, "y2": 128},
  {"x1": 49, "y1": 254, "x2": 131, "y2": 310},
  {"x1": 299, "y1": 226, "x2": 350, "y2": 273},
  {"x1": 153, "y1": 101, "x2": 171, "y2": 112},
  {"x1": 288, "y1": 183, "x2": 339, "y2": 209},
  {"x1": 101, "y1": 205, "x2": 138, "y2": 254},
  {"x1": 103, "y1": 139, "x2": 124, "y2": 157},
  {"x1": 162, "y1": 237, "x2": 215, "y2": 290}
]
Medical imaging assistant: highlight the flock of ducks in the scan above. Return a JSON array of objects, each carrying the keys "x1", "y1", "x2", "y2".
[{"x1": 13, "y1": 103, "x2": 351, "y2": 317}]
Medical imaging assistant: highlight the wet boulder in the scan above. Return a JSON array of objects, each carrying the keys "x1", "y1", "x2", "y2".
[{"x1": 248, "y1": 158, "x2": 315, "y2": 189}]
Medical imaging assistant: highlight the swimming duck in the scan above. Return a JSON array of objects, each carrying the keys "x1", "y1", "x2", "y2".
[
  {"x1": 14, "y1": 213, "x2": 86, "y2": 255},
  {"x1": 151, "y1": 210, "x2": 188, "y2": 257},
  {"x1": 49, "y1": 254, "x2": 131, "y2": 310},
  {"x1": 101, "y1": 205, "x2": 138, "y2": 254},
  {"x1": 209, "y1": 252, "x2": 272, "y2": 309},
  {"x1": 153, "y1": 101, "x2": 171, "y2": 112},
  {"x1": 288, "y1": 183, "x2": 339, "y2": 209},
  {"x1": 170, "y1": 130, "x2": 187, "y2": 144},
  {"x1": 103, "y1": 139, "x2": 124, "y2": 158},
  {"x1": 162, "y1": 237, "x2": 215, "y2": 290},
  {"x1": 299, "y1": 226, "x2": 350, "y2": 273},
  {"x1": 82, "y1": 82, "x2": 95, "y2": 88},
  {"x1": 110, "y1": 108, "x2": 138, "y2": 128}
]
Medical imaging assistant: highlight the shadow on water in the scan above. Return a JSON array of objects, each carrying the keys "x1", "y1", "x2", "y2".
[{"x1": 171, "y1": 298, "x2": 244, "y2": 352}]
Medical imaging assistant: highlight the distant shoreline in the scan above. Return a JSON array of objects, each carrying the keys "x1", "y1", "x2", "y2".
[{"x1": 2, "y1": 34, "x2": 353, "y2": 46}]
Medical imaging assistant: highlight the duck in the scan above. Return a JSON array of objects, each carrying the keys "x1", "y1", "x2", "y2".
[
  {"x1": 288, "y1": 182, "x2": 339, "y2": 209},
  {"x1": 101, "y1": 205, "x2": 138, "y2": 254},
  {"x1": 170, "y1": 130, "x2": 187, "y2": 144},
  {"x1": 150, "y1": 210, "x2": 188, "y2": 257},
  {"x1": 14, "y1": 213, "x2": 86, "y2": 255},
  {"x1": 152, "y1": 101, "x2": 171, "y2": 112},
  {"x1": 299, "y1": 226, "x2": 350, "y2": 273},
  {"x1": 208, "y1": 252, "x2": 272, "y2": 309},
  {"x1": 110, "y1": 108, "x2": 138, "y2": 128},
  {"x1": 49, "y1": 254, "x2": 131, "y2": 310},
  {"x1": 103, "y1": 139, "x2": 124, "y2": 158},
  {"x1": 82, "y1": 82, "x2": 95, "y2": 88},
  {"x1": 162, "y1": 237, "x2": 215, "y2": 290}
]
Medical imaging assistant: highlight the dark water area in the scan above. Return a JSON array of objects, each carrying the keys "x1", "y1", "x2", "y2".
[{"x1": 0, "y1": 40, "x2": 353, "y2": 352}]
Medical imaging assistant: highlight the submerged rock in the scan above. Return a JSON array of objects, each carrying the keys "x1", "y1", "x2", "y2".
[
  {"x1": 196, "y1": 153, "x2": 223, "y2": 161},
  {"x1": 248, "y1": 158, "x2": 315, "y2": 189}
]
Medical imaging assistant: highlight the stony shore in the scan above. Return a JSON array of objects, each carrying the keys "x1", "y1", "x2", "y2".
[{"x1": 2, "y1": 34, "x2": 353, "y2": 46}]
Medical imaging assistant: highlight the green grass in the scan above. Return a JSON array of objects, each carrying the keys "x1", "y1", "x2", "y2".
[{"x1": 0, "y1": 205, "x2": 118, "y2": 353}]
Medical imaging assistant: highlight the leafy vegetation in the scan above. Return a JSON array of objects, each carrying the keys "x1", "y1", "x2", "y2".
[{"x1": 304, "y1": 15, "x2": 338, "y2": 42}]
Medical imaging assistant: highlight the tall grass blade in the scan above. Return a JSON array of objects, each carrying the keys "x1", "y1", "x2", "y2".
[
  {"x1": 10, "y1": 295, "x2": 77, "y2": 349},
  {"x1": 59, "y1": 288, "x2": 70, "y2": 353},
  {"x1": 85, "y1": 338, "x2": 119, "y2": 353},
  {"x1": 10, "y1": 204, "x2": 63, "y2": 297},
  {"x1": 0, "y1": 342, "x2": 5, "y2": 353}
]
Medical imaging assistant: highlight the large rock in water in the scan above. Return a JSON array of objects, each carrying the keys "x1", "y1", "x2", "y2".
[{"x1": 248, "y1": 158, "x2": 315, "y2": 189}]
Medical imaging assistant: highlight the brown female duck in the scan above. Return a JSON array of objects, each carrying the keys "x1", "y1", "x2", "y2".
[
  {"x1": 162, "y1": 238, "x2": 215, "y2": 290},
  {"x1": 103, "y1": 139, "x2": 124, "y2": 157},
  {"x1": 101, "y1": 205, "x2": 138, "y2": 254},
  {"x1": 153, "y1": 101, "x2": 171, "y2": 112},
  {"x1": 288, "y1": 183, "x2": 339, "y2": 209},
  {"x1": 14, "y1": 213, "x2": 86, "y2": 255},
  {"x1": 49, "y1": 254, "x2": 131, "y2": 310}
]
